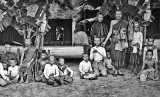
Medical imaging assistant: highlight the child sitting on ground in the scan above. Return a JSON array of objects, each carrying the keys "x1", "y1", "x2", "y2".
[
  {"x1": 139, "y1": 50, "x2": 159, "y2": 82},
  {"x1": 90, "y1": 37, "x2": 107, "y2": 77},
  {"x1": 35, "y1": 50, "x2": 49, "y2": 82},
  {"x1": 79, "y1": 53, "x2": 97, "y2": 80},
  {"x1": 0, "y1": 62, "x2": 10, "y2": 86},
  {"x1": 143, "y1": 36, "x2": 158, "y2": 62},
  {"x1": 8, "y1": 58, "x2": 19, "y2": 83},
  {"x1": 58, "y1": 58, "x2": 73, "y2": 84},
  {"x1": 43, "y1": 55, "x2": 61, "y2": 87},
  {"x1": 104, "y1": 51, "x2": 117, "y2": 76}
]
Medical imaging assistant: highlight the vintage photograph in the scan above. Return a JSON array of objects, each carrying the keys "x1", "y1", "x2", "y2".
[{"x1": 0, "y1": 0, "x2": 160, "y2": 97}]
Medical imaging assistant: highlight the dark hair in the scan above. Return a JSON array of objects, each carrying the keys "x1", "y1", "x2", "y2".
[
  {"x1": 82, "y1": 53, "x2": 88, "y2": 57},
  {"x1": 148, "y1": 36, "x2": 155, "y2": 41},
  {"x1": 74, "y1": 23, "x2": 83, "y2": 33},
  {"x1": 42, "y1": 50, "x2": 47, "y2": 54},
  {"x1": 146, "y1": 49, "x2": 153, "y2": 55},
  {"x1": 59, "y1": 58, "x2": 64, "y2": 61},
  {"x1": 106, "y1": 50, "x2": 111, "y2": 53},
  {"x1": 9, "y1": 58, "x2": 18, "y2": 63}
]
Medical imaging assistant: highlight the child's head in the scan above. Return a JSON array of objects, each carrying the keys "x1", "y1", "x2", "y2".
[
  {"x1": 40, "y1": 50, "x2": 47, "y2": 59},
  {"x1": 25, "y1": 38, "x2": 32, "y2": 47},
  {"x1": 49, "y1": 55, "x2": 55, "y2": 65},
  {"x1": 133, "y1": 22, "x2": 140, "y2": 32},
  {"x1": 97, "y1": 13, "x2": 104, "y2": 22},
  {"x1": 106, "y1": 50, "x2": 111, "y2": 59},
  {"x1": 5, "y1": 44, "x2": 11, "y2": 53},
  {"x1": 2, "y1": 62, "x2": 8, "y2": 69},
  {"x1": 59, "y1": 58, "x2": 65, "y2": 65},
  {"x1": 146, "y1": 49, "x2": 153, "y2": 60},
  {"x1": 147, "y1": 36, "x2": 154, "y2": 46},
  {"x1": 94, "y1": 37, "x2": 101, "y2": 46},
  {"x1": 9, "y1": 58, "x2": 17, "y2": 67},
  {"x1": 82, "y1": 53, "x2": 89, "y2": 61}
]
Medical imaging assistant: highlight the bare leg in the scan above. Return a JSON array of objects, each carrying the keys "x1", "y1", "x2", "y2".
[
  {"x1": 24, "y1": 74, "x2": 29, "y2": 84},
  {"x1": 19, "y1": 73, "x2": 24, "y2": 83}
]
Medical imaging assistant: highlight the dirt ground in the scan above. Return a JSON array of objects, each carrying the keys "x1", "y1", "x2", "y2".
[{"x1": 0, "y1": 59, "x2": 160, "y2": 97}]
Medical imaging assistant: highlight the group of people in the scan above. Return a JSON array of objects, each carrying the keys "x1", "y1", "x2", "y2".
[
  {"x1": 0, "y1": 9, "x2": 159, "y2": 87},
  {"x1": 0, "y1": 39, "x2": 73, "y2": 87},
  {"x1": 78, "y1": 9, "x2": 159, "y2": 81}
]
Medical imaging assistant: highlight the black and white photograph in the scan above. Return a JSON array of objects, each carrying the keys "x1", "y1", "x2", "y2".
[{"x1": 0, "y1": 0, "x2": 160, "y2": 97}]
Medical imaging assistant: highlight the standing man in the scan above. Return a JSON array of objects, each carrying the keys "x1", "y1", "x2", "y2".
[
  {"x1": 19, "y1": 38, "x2": 37, "y2": 83},
  {"x1": 1, "y1": 44, "x2": 17, "y2": 64},
  {"x1": 90, "y1": 13, "x2": 108, "y2": 44}
]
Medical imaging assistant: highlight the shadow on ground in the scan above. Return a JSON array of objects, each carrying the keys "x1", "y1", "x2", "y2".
[{"x1": 0, "y1": 59, "x2": 160, "y2": 97}]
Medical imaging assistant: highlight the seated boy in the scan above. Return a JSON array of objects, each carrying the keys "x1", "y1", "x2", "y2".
[
  {"x1": 8, "y1": 58, "x2": 19, "y2": 83},
  {"x1": 43, "y1": 56, "x2": 61, "y2": 87},
  {"x1": 58, "y1": 58, "x2": 73, "y2": 84},
  {"x1": 140, "y1": 50, "x2": 159, "y2": 81},
  {"x1": 35, "y1": 50, "x2": 49, "y2": 82},
  {"x1": 104, "y1": 51, "x2": 117, "y2": 76},
  {"x1": 79, "y1": 53, "x2": 97, "y2": 80},
  {"x1": 0, "y1": 62, "x2": 10, "y2": 86},
  {"x1": 143, "y1": 36, "x2": 158, "y2": 62},
  {"x1": 90, "y1": 37, "x2": 107, "y2": 77}
]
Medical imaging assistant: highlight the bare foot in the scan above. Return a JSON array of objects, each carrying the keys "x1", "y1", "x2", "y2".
[
  {"x1": 24, "y1": 79, "x2": 29, "y2": 84},
  {"x1": 19, "y1": 79, "x2": 24, "y2": 83}
]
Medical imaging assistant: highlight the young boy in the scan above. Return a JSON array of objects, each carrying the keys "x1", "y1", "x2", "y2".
[
  {"x1": 104, "y1": 51, "x2": 117, "y2": 76},
  {"x1": 90, "y1": 13, "x2": 108, "y2": 44},
  {"x1": 140, "y1": 50, "x2": 159, "y2": 81},
  {"x1": 43, "y1": 56, "x2": 61, "y2": 87},
  {"x1": 8, "y1": 58, "x2": 19, "y2": 83},
  {"x1": 90, "y1": 37, "x2": 107, "y2": 77},
  {"x1": 143, "y1": 36, "x2": 158, "y2": 62},
  {"x1": 0, "y1": 62, "x2": 10, "y2": 86},
  {"x1": 58, "y1": 58, "x2": 73, "y2": 84},
  {"x1": 79, "y1": 53, "x2": 97, "y2": 80},
  {"x1": 129, "y1": 22, "x2": 143, "y2": 76}
]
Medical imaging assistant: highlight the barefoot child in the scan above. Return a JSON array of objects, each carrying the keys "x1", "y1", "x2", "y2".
[
  {"x1": 43, "y1": 56, "x2": 61, "y2": 87},
  {"x1": 79, "y1": 53, "x2": 97, "y2": 80},
  {"x1": 8, "y1": 58, "x2": 19, "y2": 83},
  {"x1": 143, "y1": 36, "x2": 158, "y2": 62},
  {"x1": 58, "y1": 58, "x2": 73, "y2": 84},
  {"x1": 90, "y1": 37, "x2": 107, "y2": 77},
  {"x1": 140, "y1": 50, "x2": 159, "y2": 82},
  {"x1": 104, "y1": 51, "x2": 117, "y2": 76}
]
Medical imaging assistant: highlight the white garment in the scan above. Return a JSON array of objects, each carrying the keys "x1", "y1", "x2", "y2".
[
  {"x1": 79, "y1": 60, "x2": 93, "y2": 74},
  {"x1": 44, "y1": 64, "x2": 59, "y2": 79},
  {"x1": 8, "y1": 66, "x2": 19, "y2": 78},
  {"x1": 143, "y1": 46, "x2": 158, "y2": 62},
  {"x1": 0, "y1": 63, "x2": 8, "y2": 80},
  {"x1": 90, "y1": 46, "x2": 106, "y2": 61},
  {"x1": 132, "y1": 31, "x2": 143, "y2": 53}
]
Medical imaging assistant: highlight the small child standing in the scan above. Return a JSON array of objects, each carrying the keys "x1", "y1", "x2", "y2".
[
  {"x1": 43, "y1": 56, "x2": 61, "y2": 87},
  {"x1": 104, "y1": 51, "x2": 117, "y2": 76},
  {"x1": 79, "y1": 53, "x2": 97, "y2": 80},
  {"x1": 8, "y1": 58, "x2": 19, "y2": 83},
  {"x1": 143, "y1": 36, "x2": 158, "y2": 62},
  {"x1": 58, "y1": 58, "x2": 73, "y2": 84},
  {"x1": 90, "y1": 37, "x2": 107, "y2": 77},
  {"x1": 140, "y1": 50, "x2": 159, "y2": 82}
]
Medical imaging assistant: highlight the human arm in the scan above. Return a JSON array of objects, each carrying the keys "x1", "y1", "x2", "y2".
[
  {"x1": 89, "y1": 61, "x2": 93, "y2": 72},
  {"x1": 139, "y1": 32, "x2": 143, "y2": 55},
  {"x1": 79, "y1": 62, "x2": 85, "y2": 74},
  {"x1": 143, "y1": 47, "x2": 147, "y2": 61},
  {"x1": 90, "y1": 23, "x2": 96, "y2": 38},
  {"x1": 67, "y1": 67, "x2": 73, "y2": 77},
  {"x1": 19, "y1": 49, "x2": 25, "y2": 67},
  {"x1": 43, "y1": 64, "x2": 49, "y2": 79},
  {"x1": 54, "y1": 66, "x2": 59, "y2": 77},
  {"x1": 154, "y1": 49, "x2": 158, "y2": 62},
  {"x1": 140, "y1": 60, "x2": 146, "y2": 73},
  {"x1": 90, "y1": 48, "x2": 94, "y2": 60},
  {"x1": 102, "y1": 21, "x2": 113, "y2": 46},
  {"x1": 0, "y1": 63, "x2": 8, "y2": 80}
]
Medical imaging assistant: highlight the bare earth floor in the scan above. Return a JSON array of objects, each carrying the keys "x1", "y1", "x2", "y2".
[{"x1": 0, "y1": 60, "x2": 160, "y2": 97}]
